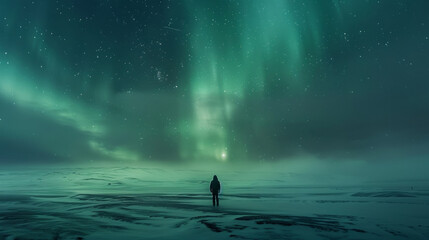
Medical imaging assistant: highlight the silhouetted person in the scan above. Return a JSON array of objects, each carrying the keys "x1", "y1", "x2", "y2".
[{"x1": 210, "y1": 175, "x2": 221, "y2": 206}]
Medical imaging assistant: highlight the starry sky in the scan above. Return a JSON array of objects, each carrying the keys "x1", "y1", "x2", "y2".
[{"x1": 1, "y1": 0, "x2": 429, "y2": 166}]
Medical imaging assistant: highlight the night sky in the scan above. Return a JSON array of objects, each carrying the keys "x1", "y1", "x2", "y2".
[{"x1": 1, "y1": 0, "x2": 429, "y2": 166}]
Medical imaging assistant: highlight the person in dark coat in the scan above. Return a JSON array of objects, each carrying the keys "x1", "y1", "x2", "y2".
[{"x1": 210, "y1": 175, "x2": 221, "y2": 206}]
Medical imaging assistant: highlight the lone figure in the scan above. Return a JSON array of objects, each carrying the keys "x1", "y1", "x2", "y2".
[{"x1": 210, "y1": 175, "x2": 221, "y2": 206}]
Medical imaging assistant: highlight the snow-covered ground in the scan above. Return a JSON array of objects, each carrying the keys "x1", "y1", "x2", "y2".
[{"x1": 0, "y1": 167, "x2": 428, "y2": 239}]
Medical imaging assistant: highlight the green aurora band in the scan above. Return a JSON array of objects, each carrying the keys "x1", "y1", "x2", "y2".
[{"x1": 0, "y1": 0, "x2": 428, "y2": 165}]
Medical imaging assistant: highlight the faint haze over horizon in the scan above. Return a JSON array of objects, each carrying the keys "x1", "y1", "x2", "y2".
[{"x1": 1, "y1": 0, "x2": 429, "y2": 167}]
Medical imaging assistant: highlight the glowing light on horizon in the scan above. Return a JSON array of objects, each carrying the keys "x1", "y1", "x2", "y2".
[{"x1": 221, "y1": 152, "x2": 227, "y2": 161}]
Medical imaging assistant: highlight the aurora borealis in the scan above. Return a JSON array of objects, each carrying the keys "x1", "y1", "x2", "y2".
[{"x1": 1, "y1": 0, "x2": 429, "y2": 166}]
